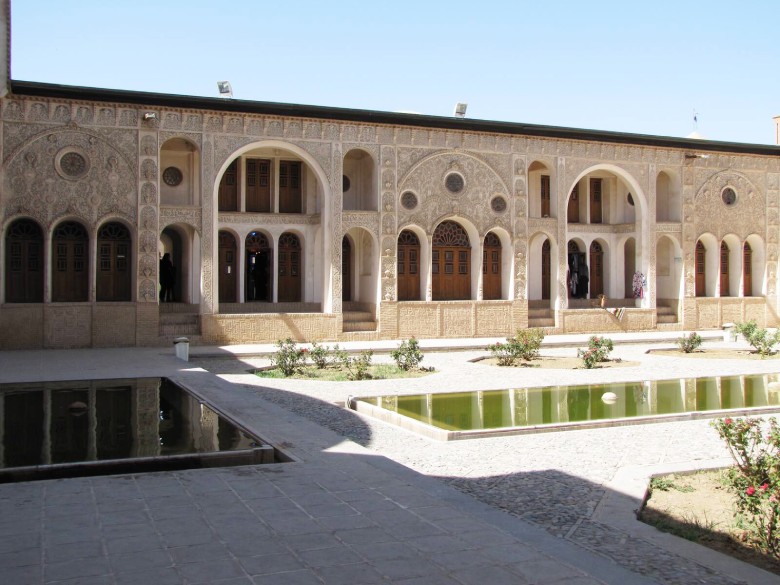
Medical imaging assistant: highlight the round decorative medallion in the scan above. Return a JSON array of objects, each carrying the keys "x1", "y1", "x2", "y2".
[
  {"x1": 342, "y1": 175, "x2": 351, "y2": 192},
  {"x1": 490, "y1": 196, "x2": 507, "y2": 213},
  {"x1": 163, "y1": 166, "x2": 183, "y2": 187},
  {"x1": 721, "y1": 187, "x2": 737, "y2": 206},
  {"x1": 56, "y1": 149, "x2": 89, "y2": 180},
  {"x1": 444, "y1": 172, "x2": 465, "y2": 194},
  {"x1": 401, "y1": 191, "x2": 418, "y2": 210}
]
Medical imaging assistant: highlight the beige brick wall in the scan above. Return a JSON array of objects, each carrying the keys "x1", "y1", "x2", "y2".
[
  {"x1": 201, "y1": 313, "x2": 340, "y2": 344},
  {"x1": 0, "y1": 305, "x2": 44, "y2": 349},
  {"x1": 92, "y1": 304, "x2": 136, "y2": 347},
  {"x1": 380, "y1": 301, "x2": 519, "y2": 340},
  {"x1": 44, "y1": 304, "x2": 92, "y2": 348},
  {"x1": 558, "y1": 309, "x2": 656, "y2": 333}
]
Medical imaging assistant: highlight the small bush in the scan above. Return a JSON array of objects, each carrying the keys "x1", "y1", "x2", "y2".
[
  {"x1": 271, "y1": 338, "x2": 306, "y2": 377},
  {"x1": 578, "y1": 335, "x2": 614, "y2": 369},
  {"x1": 391, "y1": 338, "x2": 424, "y2": 371},
  {"x1": 677, "y1": 332, "x2": 703, "y2": 353},
  {"x1": 510, "y1": 328, "x2": 545, "y2": 361},
  {"x1": 735, "y1": 321, "x2": 780, "y2": 357},
  {"x1": 341, "y1": 350, "x2": 373, "y2": 380},
  {"x1": 713, "y1": 417, "x2": 780, "y2": 556},
  {"x1": 309, "y1": 342, "x2": 330, "y2": 369},
  {"x1": 488, "y1": 341, "x2": 517, "y2": 366}
]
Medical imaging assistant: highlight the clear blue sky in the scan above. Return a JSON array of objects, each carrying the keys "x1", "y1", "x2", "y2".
[{"x1": 10, "y1": 0, "x2": 780, "y2": 145}]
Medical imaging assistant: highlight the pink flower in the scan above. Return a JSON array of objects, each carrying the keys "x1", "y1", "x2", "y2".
[
  {"x1": 747, "y1": 486, "x2": 756, "y2": 496},
  {"x1": 724, "y1": 418, "x2": 733, "y2": 425},
  {"x1": 761, "y1": 483, "x2": 769, "y2": 493}
]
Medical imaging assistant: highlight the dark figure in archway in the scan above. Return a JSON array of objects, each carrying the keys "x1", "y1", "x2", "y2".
[
  {"x1": 160, "y1": 253, "x2": 175, "y2": 302},
  {"x1": 578, "y1": 262, "x2": 590, "y2": 299}
]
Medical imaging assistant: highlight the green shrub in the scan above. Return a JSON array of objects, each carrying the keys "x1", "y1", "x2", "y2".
[
  {"x1": 713, "y1": 417, "x2": 780, "y2": 556},
  {"x1": 391, "y1": 338, "x2": 424, "y2": 371},
  {"x1": 510, "y1": 328, "x2": 545, "y2": 361},
  {"x1": 309, "y1": 342, "x2": 330, "y2": 369},
  {"x1": 578, "y1": 336, "x2": 614, "y2": 369},
  {"x1": 271, "y1": 338, "x2": 306, "y2": 376},
  {"x1": 735, "y1": 321, "x2": 780, "y2": 357},
  {"x1": 341, "y1": 350, "x2": 373, "y2": 380},
  {"x1": 488, "y1": 341, "x2": 517, "y2": 366},
  {"x1": 677, "y1": 332, "x2": 703, "y2": 353}
]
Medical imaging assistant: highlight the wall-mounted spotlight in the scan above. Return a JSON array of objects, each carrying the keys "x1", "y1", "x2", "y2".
[
  {"x1": 143, "y1": 112, "x2": 157, "y2": 121},
  {"x1": 453, "y1": 103, "x2": 468, "y2": 118},
  {"x1": 217, "y1": 81, "x2": 233, "y2": 98}
]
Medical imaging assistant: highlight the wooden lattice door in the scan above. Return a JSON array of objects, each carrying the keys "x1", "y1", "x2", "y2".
[
  {"x1": 96, "y1": 222, "x2": 131, "y2": 302},
  {"x1": 279, "y1": 161, "x2": 302, "y2": 213},
  {"x1": 218, "y1": 159, "x2": 238, "y2": 212},
  {"x1": 278, "y1": 233, "x2": 301, "y2": 302},
  {"x1": 541, "y1": 239, "x2": 551, "y2": 300},
  {"x1": 5, "y1": 218, "x2": 43, "y2": 303},
  {"x1": 52, "y1": 221, "x2": 88, "y2": 302},
  {"x1": 589, "y1": 241, "x2": 603, "y2": 298},
  {"x1": 567, "y1": 184, "x2": 580, "y2": 223},
  {"x1": 246, "y1": 159, "x2": 271, "y2": 212},
  {"x1": 590, "y1": 178, "x2": 602, "y2": 224},
  {"x1": 218, "y1": 231, "x2": 237, "y2": 303},
  {"x1": 695, "y1": 241, "x2": 706, "y2": 297},
  {"x1": 743, "y1": 242, "x2": 752, "y2": 297},
  {"x1": 541, "y1": 175, "x2": 551, "y2": 217},
  {"x1": 397, "y1": 230, "x2": 420, "y2": 301},
  {"x1": 432, "y1": 221, "x2": 470, "y2": 301},
  {"x1": 482, "y1": 232, "x2": 501, "y2": 300},
  {"x1": 720, "y1": 241, "x2": 730, "y2": 297}
]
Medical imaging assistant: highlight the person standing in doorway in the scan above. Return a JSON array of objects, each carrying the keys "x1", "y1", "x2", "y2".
[{"x1": 160, "y1": 253, "x2": 175, "y2": 302}]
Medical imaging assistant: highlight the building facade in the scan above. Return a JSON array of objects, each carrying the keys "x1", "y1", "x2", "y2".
[{"x1": 1, "y1": 80, "x2": 780, "y2": 349}]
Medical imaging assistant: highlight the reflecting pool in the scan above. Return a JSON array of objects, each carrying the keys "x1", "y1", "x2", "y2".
[{"x1": 351, "y1": 373, "x2": 780, "y2": 438}]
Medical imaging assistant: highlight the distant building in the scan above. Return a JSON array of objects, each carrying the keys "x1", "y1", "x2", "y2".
[{"x1": 2, "y1": 4, "x2": 780, "y2": 349}]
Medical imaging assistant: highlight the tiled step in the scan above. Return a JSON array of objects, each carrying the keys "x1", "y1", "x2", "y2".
[
  {"x1": 529, "y1": 318, "x2": 555, "y2": 328},
  {"x1": 342, "y1": 311, "x2": 374, "y2": 322},
  {"x1": 343, "y1": 320, "x2": 377, "y2": 333},
  {"x1": 159, "y1": 312, "x2": 200, "y2": 336}
]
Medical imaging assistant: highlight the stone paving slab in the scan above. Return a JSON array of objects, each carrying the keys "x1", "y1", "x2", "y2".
[{"x1": 1, "y1": 332, "x2": 779, "y2": 584}]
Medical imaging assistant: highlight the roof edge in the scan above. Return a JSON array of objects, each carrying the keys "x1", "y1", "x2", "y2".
[{"x1": 9, "y1": 79, "x2": 780, "y2": 157}]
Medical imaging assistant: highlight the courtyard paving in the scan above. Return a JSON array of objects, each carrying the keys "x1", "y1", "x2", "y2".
[{"x1": 1, "y1": 332, "x2": 780, "y2": 584}]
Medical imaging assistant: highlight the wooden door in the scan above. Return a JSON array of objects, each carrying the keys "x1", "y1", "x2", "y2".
[
  {"x1": 96, "y1": 222, "x2": 131, "y2": 301},
  {"x1": 278, "y1": 233, "x2": 301, "y2": 302},
  {"x1": 397, "y1": 230, "x2": 420, "y2": 301},
  {"x1": 567, "y1": 184, "x2": 580, "y2": 223},
  {"x1": 52, "y1": 221, "x2": 88, "y2": 302},
  {"x1": 246, "y1": 159, "x2": 271, "y2": 212},
  {"x1": 482, "y1": 232, "x2": 501, "y2": 300},
  {"x1": 5, "y1": 218, "x2": 43, "y2": 303},
  {"x1": 245, "y1": 232, "x2": 271, "y2": 301},
  {"x1": 432, "y1": 221, "x2": 470, "y2": 301},
  {"x1": 218, "y1": 231, "x2": 237, "y2": 303},
  {"x1": 589, "y1": 242, "x2": 603, "y2": 298},
  {"x1": 541, "y1": 239, "x2": 551, "y2": 300},
  {"x1": 720, "y1": 241, "x2": 730, "y2": 296},
  {"x1": 743, "y1": 242, "x2": 752, "y2": 297},
  {"x1": 541, "y1": 175, "x2": 551, "y2": 217},
  {"x1": 279, "y1": 161, "x2": 302, "y2": 213},
  {"x1": 590, "y1": 178, "x2": 602, "y2": 224},
  {"x1": 342, "y1": 236, "x2": 351, "y2": 302},
  {"x1": 218, "y1": 159, "x2": 238, "y2": 212},
  {"x1": 695, "y1": 241, "x2": 706, "y2": 297}
]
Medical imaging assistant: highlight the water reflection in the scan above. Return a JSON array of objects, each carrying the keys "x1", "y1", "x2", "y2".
[
  {"x1": 0, "y1": 378, "x2": 257, "y2": 469},
  {"x1": 360, "y1": 373, "x2": 780, "y2": 432}
]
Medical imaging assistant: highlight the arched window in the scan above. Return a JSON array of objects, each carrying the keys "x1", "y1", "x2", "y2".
[
  {"x1": 218, "y1": 231, "x2": 237, "y2": 303},
  {"x1": 695, "y1": 241, "x2": 706, "y2": 297},
  {"x1": 720, "y1": 241, "x2": 730, "y2": 297},
  {"x1": 96, "y1": 222, "x2": 131, "y2": 302},
  {"x1": 246, "y1": 232, "x2": 271, "y2": 302},
  {"x1": 52, "y1": 221, "x2": 88, "y2": 302},
  {"x1": 567, "y1": 184, "x2": 580, "y2": 223},
  {"x1": 5, "y1": 219, "x2": 43, "y2": 303},
  {"x1": 278, "y1": 233, "x2": 301, "y2": 302},
  {"x1": 397, "y1": 230, "x2": 420, "y2": 301},
  {"x1": 743, "y1": 242, "x2": 752, "y2": 297},
  {"x1": 279, "y1": 162, "x2": 302, "y2": 213},
  {"x1": 482, "y1": 232, "x2": 502, "y2": 300},
  {"x1": 432, "y1": 221, "x2": 470, "y2": 301},
  {"x1": 589, "y1": 241, "x2": 603, "y2": 298}
]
